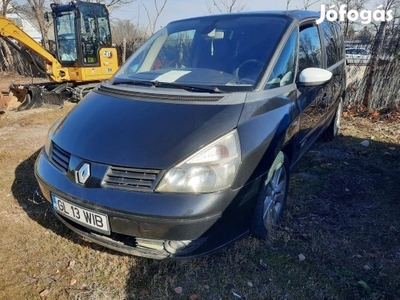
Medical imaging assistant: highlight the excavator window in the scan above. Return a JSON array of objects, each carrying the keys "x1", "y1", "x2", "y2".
[
  {"x1": 55, "y1": 11, "x2": 77, "y2": 63},
  {"x1": 80, "y1": 16, "x2": 99, "y2": 64},
  {"x1": 78, "y1": 4, "x2": 111, "y2": 65},
  {"x1": 98, "y1": 17, "x2": 111, "y2": 46}
]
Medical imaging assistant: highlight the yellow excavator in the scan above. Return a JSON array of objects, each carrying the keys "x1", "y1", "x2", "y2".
[{"x1": 0, "y1": 1, "x2": 119, "y2": 110}]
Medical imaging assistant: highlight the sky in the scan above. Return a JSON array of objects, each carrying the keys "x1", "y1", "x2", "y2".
[{"x1": 111, "y1": 0, "x2": 324, "y2": 30}]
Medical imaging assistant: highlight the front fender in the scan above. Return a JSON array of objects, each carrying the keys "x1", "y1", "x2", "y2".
[{"x1": 233, "y1": 92, "x2": 297, "y2": 189}]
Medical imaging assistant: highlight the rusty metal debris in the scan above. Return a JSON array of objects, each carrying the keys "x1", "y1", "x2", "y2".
[{"x1": 0, "y1": 91, "x2": 14, "y2": 114}]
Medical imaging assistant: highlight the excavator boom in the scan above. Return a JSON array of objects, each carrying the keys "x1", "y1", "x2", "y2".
[{"x1": 0, "y1": 15, "x2": 67, "y2": 82}]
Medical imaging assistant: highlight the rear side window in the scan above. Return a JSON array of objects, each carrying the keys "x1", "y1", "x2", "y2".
[
  {"x1": 333, "y1": 22, "x2": 345, "y2": 59},
  {"x1": 298, "y1": 24, "x2": 322, "y2": 73},
  {"x1": 321, "y1": 21, "x2": 339, "y2": 67}
]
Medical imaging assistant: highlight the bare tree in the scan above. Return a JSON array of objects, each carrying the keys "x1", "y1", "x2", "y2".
[
  {"x1": 346, "y1": 24, "x2": 357, "y2": 39},
  {"x1": 297, "y1": 0, "x2": 322, "y2": 9},
  {"x1": 111, "y1": 18, "x2": 148, "y2": 62},
  {"x1": 362, "y1": 0, "x2": 400, "y2": 108},
  {"x1": 205, "y1": 0, "x2": 246, "y2": 14},
  {"x1": 104, "y1": 0, "x2": 136, "y2": 7},
  {"x1": 328, "y1": 0, "x2": 370, "y2": 38},
  {"x1": 141, "y1": 0, "x2": 169, "y2": 34},
  {"x1": 94, "y1": 0, "x2": 137, "y2": 15},
  {"x1": 355, "y1": 25, "x2": 374, "y2": 43},
  {"x1": 286, "y1": 0, "x2": 293, "y2": 10},
  {"x1": 1, "y1": 0, "x2": 9, "y2": 15},
  {"x1": 0, "y1": 0, "x2": 15, "y2": 72},
  {"x1": 26, "y1": 0, "x2": 50, "y2": 50}
]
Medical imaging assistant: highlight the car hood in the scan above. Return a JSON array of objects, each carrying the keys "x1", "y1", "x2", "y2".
[{"x1": 52, "y1": 90, "x2": 244, "y2": 169}]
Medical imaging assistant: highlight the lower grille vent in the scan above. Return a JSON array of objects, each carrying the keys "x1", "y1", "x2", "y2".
[{"x1": 102, "y1": 166, "x2": 161, "y2": 192}]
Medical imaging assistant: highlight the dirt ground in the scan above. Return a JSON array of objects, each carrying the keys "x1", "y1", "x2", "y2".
[{"x1": 0, "y1": 73, "x2": 399, "y2": 299}]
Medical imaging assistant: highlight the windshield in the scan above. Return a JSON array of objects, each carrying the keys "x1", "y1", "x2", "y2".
[{"x1": 114, "y1": 14, "x2": 291, "y2": 92}]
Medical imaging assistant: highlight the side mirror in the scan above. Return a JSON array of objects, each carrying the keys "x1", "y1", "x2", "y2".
[{"x1": 297, "y1": 68, "x2": 332, "y2": 87}]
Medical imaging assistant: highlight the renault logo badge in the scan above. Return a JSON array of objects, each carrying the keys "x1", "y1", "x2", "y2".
[{"x1": 75, "y1": 163, "x2": 90, "y2": 184}]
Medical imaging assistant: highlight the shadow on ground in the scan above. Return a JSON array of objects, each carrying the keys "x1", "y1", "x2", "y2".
[
  {"x1": 11, "y1": 134, "x2": 400, "y2": 300},
  {"x1": 123, "y1": 135, "x2": 400, "y2": 300},
  {"x1": 11, "y1": 149, "x2": 120, "y2": 256}
]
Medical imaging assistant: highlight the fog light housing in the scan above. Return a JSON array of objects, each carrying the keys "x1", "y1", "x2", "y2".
[
  {"x1": 164, "y1": 238, "x2": 207, "y2": 255},
  {"x1": 164, "y1": 240, "x2": 191, "y2": 254}
]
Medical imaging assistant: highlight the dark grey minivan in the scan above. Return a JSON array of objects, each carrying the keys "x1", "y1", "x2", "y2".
[{"x1": 35, "y1": 10, "x2": 346, "y2": 259}]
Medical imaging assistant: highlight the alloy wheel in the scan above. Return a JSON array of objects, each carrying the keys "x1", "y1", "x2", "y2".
[{"x1": 262, "y1": 163, "x2": 287, "y2": 228}]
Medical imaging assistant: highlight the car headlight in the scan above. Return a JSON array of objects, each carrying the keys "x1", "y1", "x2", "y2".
[
  {"x1": 44, "y1": 117, "x2": 64, "y2": 156},
  {"x1": 156, "y1": 130, "x2": 241, "y2": 194}
]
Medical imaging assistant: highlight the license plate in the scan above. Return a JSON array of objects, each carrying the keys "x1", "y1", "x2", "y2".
[{"x1": 51, "y1": 194, "x2": 110, "y2": 235}]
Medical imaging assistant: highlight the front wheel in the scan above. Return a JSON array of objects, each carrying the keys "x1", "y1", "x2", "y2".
[{"x1": 251, "y1": 152, "x2": 289, "y2": 239}]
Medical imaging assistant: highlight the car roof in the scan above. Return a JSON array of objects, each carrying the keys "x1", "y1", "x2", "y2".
[
  {"x1": 168, "y1": 10, "x2": 321, "y2": 26},
  {"x1": 286, "y1": 10, "x2": 321, "y2": 21}
]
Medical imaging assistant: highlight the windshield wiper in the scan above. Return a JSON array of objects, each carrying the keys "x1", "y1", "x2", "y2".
[
  {"x1": 151, "y1": 81, "x2": 223, "y2": 93},
  {"x1": 112, "y1": 78, "x2": 155, "y2": 87},
  {"x1": 112, "y1": 78, "x2": 223, "y2": 93}
]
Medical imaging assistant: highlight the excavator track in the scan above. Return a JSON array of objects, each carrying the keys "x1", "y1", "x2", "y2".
[{"x1": 71, "y1": 83, "x2": 100, "y2": 102}]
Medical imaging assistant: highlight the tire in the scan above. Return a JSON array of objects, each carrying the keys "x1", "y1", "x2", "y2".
[
  {"x1": 322, "y1": 98, "x2": 343, "y2": 141},
  {"x1": 251, "y1": 152, "x2": 289, "y2": 239}
]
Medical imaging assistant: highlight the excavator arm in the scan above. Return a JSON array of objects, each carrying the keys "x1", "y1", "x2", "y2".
[{"x1": 0, "y1": 15, "x2": 69, "y2": 82}]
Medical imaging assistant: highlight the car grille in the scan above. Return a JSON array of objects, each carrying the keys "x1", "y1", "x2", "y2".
[
  {"x1": 102, "y1": 166, "x2": 161, "y2": 192},
  {"x1": 50, "y1": 142, "x2": 71, "y2": 172}
]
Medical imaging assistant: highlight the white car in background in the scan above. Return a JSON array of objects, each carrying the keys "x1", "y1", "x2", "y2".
[{"x1": 346, "y1": 48, "x2": 371, "y2": 64}]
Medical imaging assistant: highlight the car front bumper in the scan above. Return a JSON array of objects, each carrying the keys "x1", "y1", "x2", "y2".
[{"x1": 34, "y1": 149, "x2": 250, "y2": 259}]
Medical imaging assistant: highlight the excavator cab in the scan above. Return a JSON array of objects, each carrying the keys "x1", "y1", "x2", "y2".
[{"x1": 50, "y1": 1, "x2": 113, "y2": 68}]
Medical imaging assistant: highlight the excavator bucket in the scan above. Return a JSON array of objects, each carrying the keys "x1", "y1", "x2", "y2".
[
  {"x1": 9, "y1": 84, "x2": 66, "y2": 111},
  {"x1": 10, "y1": 84, "x2": 43, "y2": 111},
  {"x1": 8, "y1": 84, "x2": 27, "y2": 103}
]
